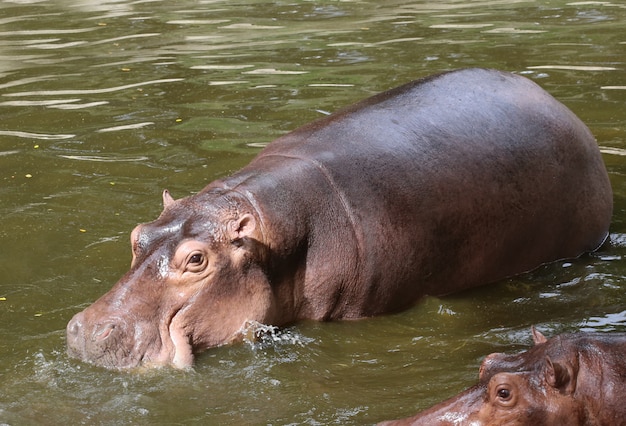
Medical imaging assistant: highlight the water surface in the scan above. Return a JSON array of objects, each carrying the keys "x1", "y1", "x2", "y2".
[{"x1": 1, "y1": 0, "x2": 626, "y2": 424}]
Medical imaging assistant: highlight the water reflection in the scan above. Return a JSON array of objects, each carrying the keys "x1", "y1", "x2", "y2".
[{"x1": 581, "y1": 310, "x2": 626, "y2": 331}]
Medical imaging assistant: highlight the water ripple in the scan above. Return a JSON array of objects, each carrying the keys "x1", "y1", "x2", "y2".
[
  {"x1": 31, "y1": 41, "x2": 89, "y2": 49},
  {"x1": 58, "y1": 154, "x2": 149, "y2": 162},
  {"x1": 0, "y1": 75, "x2": 81, "y2": 90},
  {"x1": 0, "y1": 99, "x2": 81, "y2": 106},
  {"x1": 527, "y1": 65, "x2": 618, "y2": 71},
  {"x1": 3, "y1": 78, "x2": 184, "y2": 97},
  {"x1": 48, "y1": 101, "x2": 109, "y2": 109},
  {"x1": 0, "y1": 28, "x2": 99, "y2": 36},
  {"x1": 90, "y1": 33, "x2": 161, "y2": 45},
  {"x1": 220, "y1": 23, "x2": 285, "y2": 30},
  {"x1": 600, "y1": 147, "x2": 626, "y2": 156},
  {"x1": 166, "y1": 19, "x2": 230, "y2": 25},
  {"x1": 0, "y1": 130, "x2": 75, "y2": 140},
  {"x1": 242, "y1": 68, "x2": 308, "y2": 75},
  {"x1": 97, "y1": 122, "x2": 154, "y2": 133},
  {"x1": 580, "y1": 310, "x2": 626, "y2": 332}
]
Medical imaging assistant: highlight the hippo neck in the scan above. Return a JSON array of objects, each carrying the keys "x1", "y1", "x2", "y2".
[
  {"x1": 255, "y1": 151, "x2": 364, "y2": 256},
  {"x1": 211, "y1": 154, "x2": 366, "y2": 321}
]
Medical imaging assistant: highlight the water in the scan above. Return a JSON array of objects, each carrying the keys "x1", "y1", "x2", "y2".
[{"x1": 1, "y1": 0, "x2": 626, "y2": 424}]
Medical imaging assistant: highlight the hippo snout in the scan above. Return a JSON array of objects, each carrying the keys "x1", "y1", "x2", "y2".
[{"x1": 66, "y1": 311, "x2": 135, "y2": 367}]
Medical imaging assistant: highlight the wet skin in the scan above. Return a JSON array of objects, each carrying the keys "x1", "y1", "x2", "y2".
[
  {"x1": 66, "y1": 68, "x2": 612, "y2": 369},
  {"x1": 380, "y1": 328, "x2": 626, "y2": 426}
]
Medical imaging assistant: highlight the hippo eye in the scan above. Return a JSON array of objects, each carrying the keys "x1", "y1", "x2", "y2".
[
  {"x1": 496, "y1": 387, "x2": 511, "y2": 401},
  {"x1": 185, "y1": 252, "x2": 207, "y2": 273}
]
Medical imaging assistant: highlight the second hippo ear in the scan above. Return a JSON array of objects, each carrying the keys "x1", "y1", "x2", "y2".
[
  {"x1": 531, "y1": 326, "x2": 548, "y2": 345},
  {"x1": 163, "y1": 189, "x2": 176, "y2": 209},
  {"x1": 545, "y1": 356, "x2": 577, "y2": 395},
  {"x1": 228, "y1": 214, "x2": 256, "y2": 243}
]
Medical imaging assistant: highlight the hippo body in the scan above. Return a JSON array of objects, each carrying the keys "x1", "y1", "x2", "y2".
[
  {"x1": 66, "y1": 68, "x2": 612, "y2": 369},
  {"x1": 380, "y1": 328, "x2": 626, "y2": 426}
]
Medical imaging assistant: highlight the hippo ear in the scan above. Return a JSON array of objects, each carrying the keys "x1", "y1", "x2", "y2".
[
  {"x1": 531, "y1": 326, "x2": 548, "y2": 345},
  {"x1": 163, "y1": 189, "x2": 175, "y2": 209},
  {"x1": 228, "y1": 214, "x2": 257, "y2": 242},
  {"x1": 545, "y1": 356, "x2": 577, "y2": 395}
]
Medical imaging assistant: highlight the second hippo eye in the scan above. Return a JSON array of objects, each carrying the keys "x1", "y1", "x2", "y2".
[
  {"x1": 495, "y1": 386, "x2": 512, "y2": 402},
  {"x1": 490, "y1": 374, "x2": 519, "y2": 408}
]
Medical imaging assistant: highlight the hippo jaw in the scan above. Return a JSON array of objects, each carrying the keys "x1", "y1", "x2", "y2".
[
  {"x1": 378, "y1": 384, "x2": 485, "y2": 426},
  {"x1": 66, "y1": 300, "x2": 255, "y2": 370}
]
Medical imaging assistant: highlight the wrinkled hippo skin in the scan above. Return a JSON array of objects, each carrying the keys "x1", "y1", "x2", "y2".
[
  {"x1": 66, "y1": 68, "x2": 612, "y2": 369},
  {"x1": 380, "y1": 328, "x2": 626, "y2": 426}
]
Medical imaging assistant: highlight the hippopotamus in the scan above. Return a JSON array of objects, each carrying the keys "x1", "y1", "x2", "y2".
[
  {"x1": 380, "y1": 328, "x2": 626, "y2": 425},
  {"x1": 66, "y1": 68, "x2": 612, "y2": 369}
]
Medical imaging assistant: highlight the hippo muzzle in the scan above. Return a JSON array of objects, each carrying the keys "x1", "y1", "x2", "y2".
[
  {"x1": 67, "y1": 310, "x2": 165, "y2": 369},
  {"x1": 67, "y1": 306, "x2": 202, "y2": 369}
]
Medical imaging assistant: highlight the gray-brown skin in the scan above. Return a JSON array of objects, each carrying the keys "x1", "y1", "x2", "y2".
[
  {"x1": 66, "y1": 68, "x2": 612, "y2": 369},
  {"x1": 380, "y1": 328, "x2": 626, "y2": 426}
]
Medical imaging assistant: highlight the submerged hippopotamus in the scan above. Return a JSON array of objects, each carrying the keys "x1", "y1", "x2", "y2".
[
  {"x1": 66, "y1": 68, "x2": 612, "y2": 369},
  {"x1": 380, "y1": 328, "x2": 626, "y2": 425}
]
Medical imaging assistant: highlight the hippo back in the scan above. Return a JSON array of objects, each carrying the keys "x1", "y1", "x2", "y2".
[{"x1": 217, "y1": 68, "x2": 611, "y2": 317}]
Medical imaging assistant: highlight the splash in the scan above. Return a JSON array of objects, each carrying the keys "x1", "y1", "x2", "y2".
[{"x1": 238, "y1": 320, "x2": 312, "y2": 350}]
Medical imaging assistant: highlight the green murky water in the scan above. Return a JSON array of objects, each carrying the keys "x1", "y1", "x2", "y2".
[{"x1": 1, "y1": 0, "x2": 626, "y2": 424}]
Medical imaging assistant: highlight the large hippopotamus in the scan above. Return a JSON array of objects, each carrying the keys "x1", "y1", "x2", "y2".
[
  {"x1": 66, "y1": 68, "x2": 612, "y2": 369},
  {"x1": 380, "y1": 328, "x2": 626, "y2": 425}
]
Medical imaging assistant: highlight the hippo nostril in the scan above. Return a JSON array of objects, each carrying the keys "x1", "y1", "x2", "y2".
[{"x1": 94, "y1": 323, "x2": 116, "y2": 342}]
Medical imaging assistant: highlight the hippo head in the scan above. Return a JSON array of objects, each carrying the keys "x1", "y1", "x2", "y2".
[
  {"x1": 66, "y1": 189, "x2": 278, "y2": 369},
  {"x1": 383, "y1": 328, "x2": 585, "y2": 426}
]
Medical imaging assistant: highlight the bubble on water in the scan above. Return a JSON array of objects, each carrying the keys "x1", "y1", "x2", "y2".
[
  {"x1": 137, "y1": 407, "x2": 150, "y2": 416},
  {"x1": 268, "y1": 378, "x2": 281, "y2": 386},
  {"x1": 30, "y1": 349, "x2": 79, "y2": 390}
]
